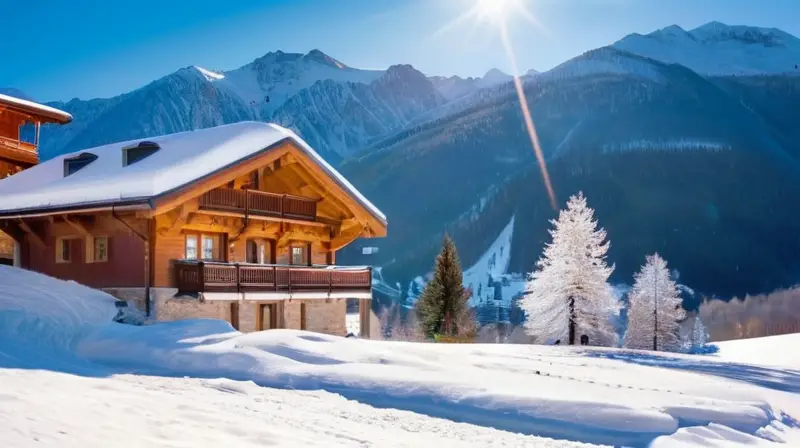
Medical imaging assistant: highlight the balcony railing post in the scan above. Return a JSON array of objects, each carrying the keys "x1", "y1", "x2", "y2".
[
  {"x1": 280, "y1": 194, "x2": 286, "y2": 219},
  {"x1": 198, "y1": 261, "x2": 205, "y2": 292},
  {"x1": 235, "y1": 262, "x2": 240, "y2": 294},
  {"x1": 244, "y1": 190, "x2": 250, "y2": 222}
]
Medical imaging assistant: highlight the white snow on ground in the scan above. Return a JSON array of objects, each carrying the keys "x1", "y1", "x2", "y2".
[
  {"x1": 715, "y1": 334, "x2": 800, "y2": 369},
  {"x1": 1, "y1": 266, "x2": 799, "y2": 447},
  {"x1": 464, "y1": 215, "x2": 515, "y2": 306},
  {"x1": 346, "y1": 312, "x2": 360, "y2": 336}
]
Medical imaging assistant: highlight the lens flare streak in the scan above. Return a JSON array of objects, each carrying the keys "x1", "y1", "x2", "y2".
[{"x1": 499, "y1": 23, "x2": 557, "y2": 210}]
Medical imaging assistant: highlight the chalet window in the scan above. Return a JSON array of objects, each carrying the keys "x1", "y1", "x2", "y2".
[
  {"x1": 185, "y1": 235, "x2": 198, "y2": 260},
  {"x1": 122, "y1": 141, "x2": 160, "y2": 166},
  {"x1": 290, "y1": 243, "x2": 310, "y2": 266},
  {"x1": 85, "y1": 236, "x2": 109, "y2": 263},
  {"x1": 63, "y1": 153, "x2": 98, "y2": 177},
  {"x1": 185, "y1": 232, "x2": 223, "y2": 261},
  {"x1": 56, "y1": 238, "x2": 71, "y2": 263},
  {"x1": 202, "y1": 236, "x2": 215, "y2": 260},
  {"x1": 246, "y1": 239, "x2": 275, "y2": 264}
]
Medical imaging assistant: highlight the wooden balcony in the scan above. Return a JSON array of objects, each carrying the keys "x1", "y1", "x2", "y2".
[
  {"x1": 0, "y1": 136, "x2": 37, "y2": 165},
  {"x1": 174, "y1": 260, "x2": 372, "y2": 294},
  {"x1": 199, "y1": 188, "x2": 317, "y2": 222}
]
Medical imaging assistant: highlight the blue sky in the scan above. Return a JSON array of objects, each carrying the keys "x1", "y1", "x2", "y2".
[{"x1": 2, "y1": 0, "x2": 798, "y2": 102}]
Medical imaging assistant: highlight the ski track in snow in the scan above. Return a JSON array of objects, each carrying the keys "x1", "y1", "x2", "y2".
[
  {"x1": 1, "y1": 266, "x2": 799, "y2": 447},
  {"x1": 463, "y1": 215, "x2": 516, "y2": 307}
]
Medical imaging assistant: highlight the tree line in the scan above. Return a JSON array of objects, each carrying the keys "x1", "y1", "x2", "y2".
[{"x1": 398, "y1": 191, "x2": 710, "y2": 353}]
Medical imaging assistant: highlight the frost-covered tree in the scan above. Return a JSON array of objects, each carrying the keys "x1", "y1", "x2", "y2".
[
  {"x1": 623, "y1": 253, "x2": 686, "y2": 351},
  {"x1": 691, "y1": 315, "x2": 708, "y2": 347},
  {"x1": 519, "y1": 192, "x2": 620, "y2": 346}
]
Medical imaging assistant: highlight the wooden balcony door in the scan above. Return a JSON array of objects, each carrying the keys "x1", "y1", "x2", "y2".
[{"x1": 246, "y1": 238, "x2": 275, "y2": 264}]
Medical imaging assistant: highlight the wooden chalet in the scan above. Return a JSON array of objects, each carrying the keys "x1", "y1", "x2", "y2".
[
  {"x1": 0, "y1": 122, "x2": 386, "y2": 337},
  {"x1": 0, "y1": 93, "x2": 72, "y2": 263}
]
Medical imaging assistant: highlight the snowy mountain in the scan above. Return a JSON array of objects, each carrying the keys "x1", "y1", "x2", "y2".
[
  {"x1": 0, "y1": 87, "x2": 33, "y2": 101},
  {"x1": 271, "y1": 65, "x2": 446, "y2": 159},
  {"x1": 429, "y1": 68, "x2": 514, "y2": 100},
  {"x1": 212, "y1": 49, "x2": 384, "y2": 116},
  {"x1": 339, "y1": 43, "x2": 800, "y2": 301},
  {"x1": 38, "y1": 50, "x2": 442, "y2": 162},
  {"x1": 613, "y1": 21, "x2": 800, "y2": 76},
  {"x1": 39, "y1": 66, "x2": 255, "y2": 160}
]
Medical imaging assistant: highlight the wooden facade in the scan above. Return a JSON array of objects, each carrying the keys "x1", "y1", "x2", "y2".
[
  {"x1": 0, "y1": 94, "x2": 72, "y2": 262},
  {"x1": 0, "y1": 138, "x2": 384, "y2": 337}
]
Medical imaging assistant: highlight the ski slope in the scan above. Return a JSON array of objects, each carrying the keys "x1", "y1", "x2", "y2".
[
  {"x1": 463, "y1": 215, "x2": 515, "y2": 306},
  {"x1": 1, "y1": 266, "x2": 798, "y2": 447}
]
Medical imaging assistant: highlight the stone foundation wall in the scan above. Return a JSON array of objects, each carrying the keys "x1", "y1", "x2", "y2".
[
  {"x1": 104, "y1": 287, "x2": 350, "y2": 337},
  {"x1": 156, "y1": 297, "x2": 231, "y2": 322}
]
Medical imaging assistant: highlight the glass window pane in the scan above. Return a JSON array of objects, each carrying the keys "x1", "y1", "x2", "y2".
[
  {"x1": 60, "y1": 239, "x2": 71, "y2": 262},
  {"x1": 291, "y1": 246, "x2": 306, "y2": 265},
  {"x1": 202, "y1": 236, "x2": 214, "y2": 260},
  {"x1": 94, "y1": 237, "x2": 108, "y2": 262},
  {"x1": 186, "y1": 236, "x2": 198, "y2": 260},
  {"x1": 246, "y1": 240, "x2": 259, "y2": 264}
]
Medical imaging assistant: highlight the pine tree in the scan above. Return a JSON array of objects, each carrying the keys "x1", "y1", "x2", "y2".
[
  {"x1": 519, "y1": 192, "x2": 620, "y2": 346},
  {"x1": 414, "y1": 234, "x2": 474, "y2": 338},
  {"x1": 623, "y1": 253, "x2": 686, "y2": 351}
]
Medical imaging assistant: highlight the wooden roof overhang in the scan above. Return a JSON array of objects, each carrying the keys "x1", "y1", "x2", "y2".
[
  {"x1": 0, "y1": 138, "x2": 387, "y2": 245},
  {"x1": 0, "y1": 96, "x2": 73, "y2": 125}
]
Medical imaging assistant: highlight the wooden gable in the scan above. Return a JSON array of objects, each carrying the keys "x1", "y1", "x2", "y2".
[{"x1": 147, "y1": 140, "x2": 386, "y2": 245}]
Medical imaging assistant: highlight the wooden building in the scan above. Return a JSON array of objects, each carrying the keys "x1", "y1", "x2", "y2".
[
  {"x1": 0, "y1": 93, "x2": 72, "y2": 264},
  {"x1": 0, "y1": 122, "x2": 386, "y2": 337}
]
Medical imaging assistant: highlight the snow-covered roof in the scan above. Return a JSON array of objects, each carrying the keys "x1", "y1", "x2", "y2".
[
  {"x1": 0, "y1": 121, "x2": 386, "y2": 225},
  {"x1": 0, "y1": 93, "x2": 72, "y2": 124}
]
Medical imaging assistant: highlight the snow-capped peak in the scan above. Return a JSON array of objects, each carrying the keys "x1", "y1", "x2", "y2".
[
  {"x1": 303, "y1": 49, "x2": 348, "y2": 69},
  {"x1": 210, "y1": 49, "x2": 384, "y2": 114},
  {"x1": 481, "y1": 68, "x2": 513, "y2": 86},
  {"x1": 613, "y1": 21, "x2": 800, "y2": 76},
  {"x1": 193, "y1": 66, "x2": 225, "y2": 82}
]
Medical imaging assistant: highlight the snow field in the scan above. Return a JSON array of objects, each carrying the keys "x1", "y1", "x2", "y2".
[{"x1": 0, "y1": 266, "x2": 798, "y2": 447}]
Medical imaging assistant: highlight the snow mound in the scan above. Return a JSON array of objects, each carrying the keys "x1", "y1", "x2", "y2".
[
  {"x1": 0, "y1": 266, "x2": 118, "y2": 354},
  {"x1": 1, "y1": 268, "x2": 798, "y2": 447},
  {"x1": 715, "y1": 333, "x2": 800, "y2": 369}
]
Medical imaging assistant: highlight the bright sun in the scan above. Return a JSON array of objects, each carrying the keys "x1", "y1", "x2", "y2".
[{"x1": 473, "y1": 0, "x2": 524, "y2": 25}]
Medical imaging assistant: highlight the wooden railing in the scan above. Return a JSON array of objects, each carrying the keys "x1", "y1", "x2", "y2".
[
  {"x1": 174, "y1": 260, "x2": 372, "y2": 294},
  {"x1": 0, "y1": 136, "x2": 38, "y2": 165},
  {"x1": 0, "y1": 135, "x2": 36, "y2": 152},
  {"x1": 199, "y1": 188, "x2": 317, "y2": 222}
]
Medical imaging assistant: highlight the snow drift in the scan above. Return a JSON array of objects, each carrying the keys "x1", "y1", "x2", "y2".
[{"x1": 1, "y1": 267, "x2": 798, "y2": 447}]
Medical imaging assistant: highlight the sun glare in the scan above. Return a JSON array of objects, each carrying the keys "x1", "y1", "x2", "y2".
[
  {"x1": 433, "y1": 0, "x2": 557, "y2": 209},
  {"x1": 474, "y1": 0, "x2": 520, "y2": 24}
]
